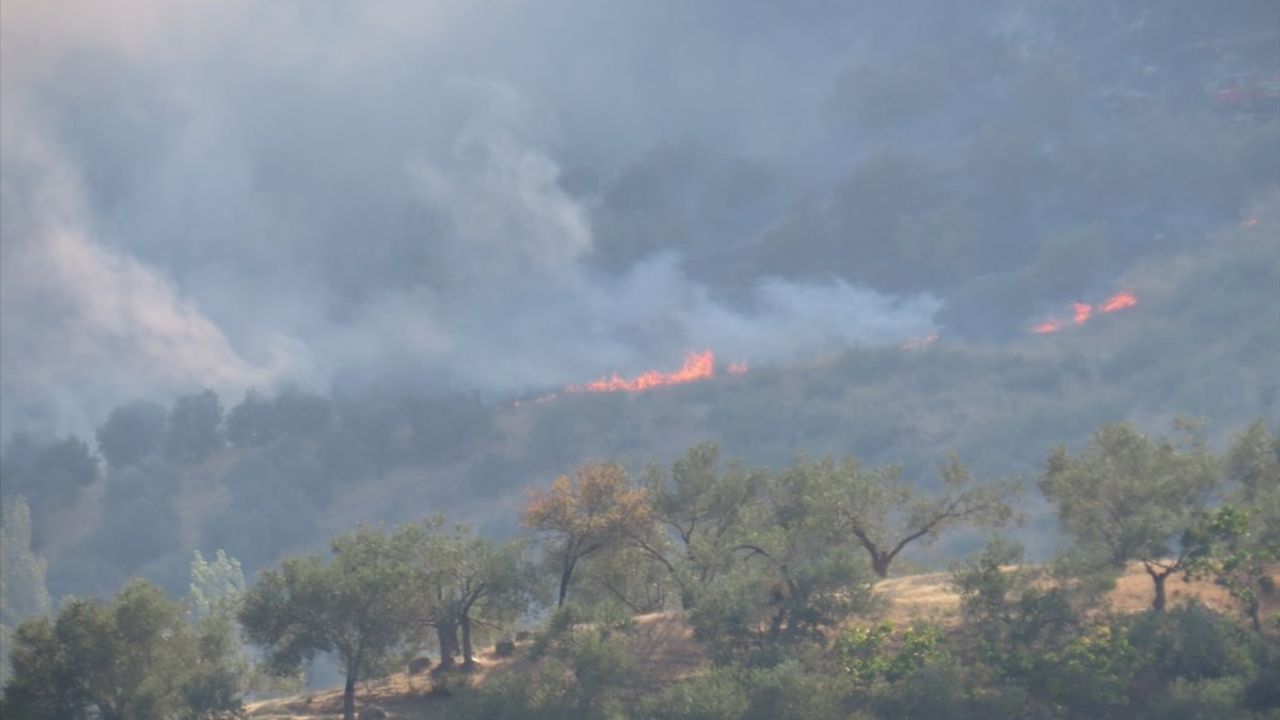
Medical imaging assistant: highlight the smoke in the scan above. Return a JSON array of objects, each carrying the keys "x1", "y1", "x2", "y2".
[
  {"x1": 0, "y1": 1, "x2": 943, "y2": 435},
  {"x1": 0, "y1": 97, "x2": 296, "y2": 434}
]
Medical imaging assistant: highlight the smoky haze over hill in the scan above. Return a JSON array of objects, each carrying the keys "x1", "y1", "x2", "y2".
[{"x1": 4, "y1": 0, "x2": 1275, "y2": 436}]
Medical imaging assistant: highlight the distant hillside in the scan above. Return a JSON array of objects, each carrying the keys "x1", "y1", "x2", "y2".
[{"x1": 11, "y1": 195, "x2": 1277, "y2": 602}]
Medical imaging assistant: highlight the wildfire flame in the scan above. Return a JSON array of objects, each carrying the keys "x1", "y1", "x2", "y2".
[
  {"x1": 1100, "y1": 291, "x2": 1137, "y2": 313},
  {"x1": 727, "y1": 361, "x2": 749, "y2": 376},
  {"x1": 568, "y1": 350, "x2": 717, "y2": 393},
  {"x1": 1031, "y1": 291, "x2": 1137, "y2": 335},
  {"x1": 1072, "y1": 302, "x2": 1093, "y2": 325}
]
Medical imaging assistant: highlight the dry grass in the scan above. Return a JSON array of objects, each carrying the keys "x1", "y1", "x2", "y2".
[
  {"x1": 247, "y1": 562, "x2": 1278, "y2": 718},
  {"x1": 874, "y1": 561, "x2": 1280, "y2": 624},
  {"x1": 246, "y1": 612, "x2": 706, "y2": 719}
]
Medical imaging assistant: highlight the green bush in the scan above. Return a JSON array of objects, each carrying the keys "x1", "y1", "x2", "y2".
[{"x1": 645, "y1": 668, "x2": 750, "y2": 720}]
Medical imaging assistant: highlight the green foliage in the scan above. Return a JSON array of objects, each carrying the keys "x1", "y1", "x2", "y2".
[
  {"x1": 645, "y1": 667, "x2": 750, "y2": 720},
  {"x1": 1138, "y1": 677, "x2": 1252, "y2": 720},
  {"x1": 0, "y1": 498, "x2": 50, "y2": 627},
  {"x1": 738, "y1": 659, "x2": 845, "y2": 720},
  {"x1": 0, "y1": 434, "x2": 98, "y2": 509},
  {"x1": 1125, "y1": 604, "x2": 1256, "y2": 687},
  {"x1": 188, "y1": 550, "x2": 245, "y2": 622},
  {"x1": 787, "y1": 453, "x2": 1016, "y2": 578},
  {"x1": 870, "y1": 658, "x2": 980, "y2": 720},
  {"x1": 685, "y1": 568, "x2": 774, "y2": 664},
  {"x1": 1184, "y1": 422, "x2": 1280, "y2": 632},
  {"x1": 2, "y1": 579, "x2": 244, "y2": 720},
  {"x1": 1038, "y1": 624, "x2": 1140, "y2": 718},
  {"x1": 642, "y1": 443, "x2": 767, "y2": 608},
  {"x1": 0, "y1": 497, "x2": 50, "y2": 687},
  {"x1": 457, "y1": 620, "x2": 638, "y2": 720},
  {"x1": 239, "y1": 524, "x2": 422, "y2": 719},
  {"x1": 1040, "y1": 421, "x2": 1222, "y2": 610},
  {"x1": 413, "y1": 522, "x2": 537, "y2": 667},
  {"x1": 96, "y1": 401, "x2": 168, "y2": 471},
  {"x1": 836, "y1": 621, "x2": 948, "y2": 687},
  {"x1": 164, "y1": 390, "x2": 224, "y2": 464},
  {"x1": 452, "y1": 660, "x2": 578, "y2": 719}
]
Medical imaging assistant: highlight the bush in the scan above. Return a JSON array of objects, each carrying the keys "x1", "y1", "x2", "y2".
[
  {"x1": 451, "y1": 660, "x2": 578, "y2": 720},
  {"x1": 739, "y1": 660, "x2": 844, "y2": 720},
  {"x1": 646, "y1": 668, "x2": 749, "y2": 720}
]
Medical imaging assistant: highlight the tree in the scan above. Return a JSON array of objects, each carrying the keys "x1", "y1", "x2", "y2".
[
  {"x1": 96, "y1": 401, "x2": 168, "y2": 471},
  {"x1": 1184, "y1": 420, "x2": 1280, "y2": 633},
  {"x1": 1224, "y1": 419, "x2": 1280, "y2": 549},
  {"x1": 164, "y1": 390, "x2": 224, "y2": 464},
  {"x1": 2, "y1": 579, "x2": 244, "y2": 720},
  {"x1": 239, "y1": 525, "x2": 419, "y2": 720},
  {"x1": 799, "y1": 453, "x2": 1016, "y2": 578},
  {"x1": 688, "y1": 459, "x2": 878, "y2": 656},
  {"x1": 0, "y1": 498, "x2": 50, "y2": 627},
  {"x1": 1, "y1": 435, "x2": 98, "y2": 512},
  {"x1": 415, "y1": 524, "x2": 535, "y2": 669},
  {"x1": 746, "y1": 459, "x2": 878, "y2": 640},
  {"x1": 189, "y1": 549, "x2": 246, "y2": 622},
  {"x1": 522, "y1": 462, "x2": 653, "y2": 607},
  {"x1": 1040, "y1": 422, "x2": 1221, "y2": 611},
  {"x1": 641, "y1": 443, "x2": 767, "y2": 608},
  {"x1": 1, "y1": 497, "x2": 50, "y2": 686},
  {"x1": 1185, "y1": 506, "x2": 1274, "y2": 633},
  {"x1": 225, "y1": 390, "x2": 276, "y2": 448},
  {"x1": 950, "y1": 537, "x2": 1079, "y2": 687}
]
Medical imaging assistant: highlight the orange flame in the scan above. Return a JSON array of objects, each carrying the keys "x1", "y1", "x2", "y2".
[
  {"x1": 1032, "y1": 291, "x2": 1138, "y2": 335},
  {"x1": 568, "y1": 350, "x2": 716, "y2": 393},
  {"x1": 1100, "y1": 291, "x2": 1137, "y2": 313},
  {"x1": 1072, "y1": 302, "x2": 1093, "y2": 325},
  {"x1": 727, "y1": 361, "x2": 749, "y2": 376}
]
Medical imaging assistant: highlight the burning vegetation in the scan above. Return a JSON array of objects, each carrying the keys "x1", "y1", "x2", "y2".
[
  {"x1": 566, "y1": 350, "x2": 745, "y2": 394},
  {"x1": 1033, "y1": 290, "x2": 1139, "y2": 335}
]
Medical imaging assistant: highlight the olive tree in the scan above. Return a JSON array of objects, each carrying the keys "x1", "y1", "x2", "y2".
[
  {"x1": 1039, "y1": 422, "x2": 1221, "y2": 611},
  {"x1": 802, "y1": 453, "x2": 1017, "y2": 578},
  {"x1": 641, "y1": 443, "x2": 768, "y2": 608},
  {"x1": 239, "y1": 524, "x2": 420, "y2": 720}
]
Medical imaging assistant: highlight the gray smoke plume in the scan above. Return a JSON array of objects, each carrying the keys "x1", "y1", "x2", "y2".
[{"x1": 1, "y1": 0, "x2": 948, "y2": 435}]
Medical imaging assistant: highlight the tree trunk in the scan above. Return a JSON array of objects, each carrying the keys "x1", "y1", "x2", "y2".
[
  {"x1": 461, "y1": 613, "x2": 475, "y2": 668},
  {"x1": 1151, "y1": 571, "x2": 1168, "y2": 612},
  {"x1": 768, "y1": 608, "x2": 786, "y2": 639},
  {"x1": 1248, "y1": 598, "x2": 1262, "y2": 634},
  {"x1": 557, "y1": 554, "x2": 576, "y2": 607},
  {"x1": 436, "y1": 621, "x2": 459, "y2": 670},
  {"x1": 342, "y1": 672, "x2": 357, "y2": 720},
  {"x1": 872, "y1": 552, "x2": 891, "y2": 579}
]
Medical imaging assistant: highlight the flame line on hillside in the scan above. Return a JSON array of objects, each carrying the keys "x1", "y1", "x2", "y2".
[
  {"x1": 567, "y1": 350, "x2": 717, "y2": 394},
  {"x1": 1031, "y1": 291, "x2": 1138, "y2": 335}
]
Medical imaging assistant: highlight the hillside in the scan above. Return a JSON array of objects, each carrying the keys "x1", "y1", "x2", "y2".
[
  {"x1": 6, "y1": 192, "x2": 1273, "y2": 606},
  {"x1": 245, "y1": 562, "x2": 1280, "y2": 719}
]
